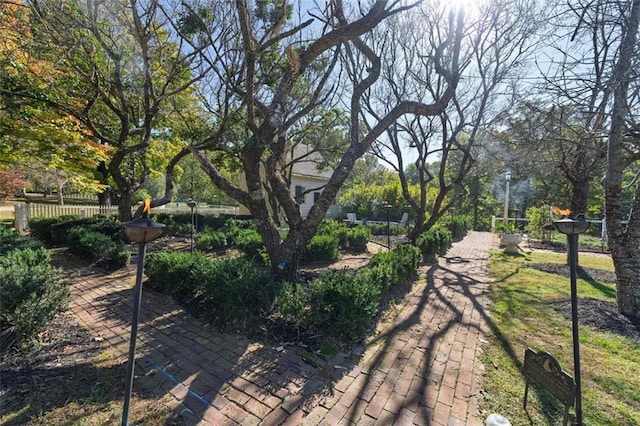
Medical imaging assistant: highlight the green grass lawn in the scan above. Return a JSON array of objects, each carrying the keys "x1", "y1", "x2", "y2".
[{"x1": 481, "y1": 250, "x2": 640, "y2": 425}]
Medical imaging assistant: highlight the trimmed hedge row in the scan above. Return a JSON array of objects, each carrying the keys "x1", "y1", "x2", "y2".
[
  {"x1": 193, "y1": 218, "x2": 371, "y2": 261},
  {"x1": 304, "y1": 235, "x2": 339, "y2": 261},
  {"x1": 149, "y1": 212, "x2": 228, "y2": 235},
  {"x1": 275, "y1": 244, "x2": 422, "y2": 340},
  {"x1": 195, "y1": 229, "x2": 227, "y2": 251},
  {"x1": 30, "y1": 215, "x2": 121, "y2": 245},
  {"x1": 0, "y1": 227, "x2": 68, "y2": 349},
  {"x1": 442, "y1": 215, "x2": 468, "y2": 241},
  {"x1": 146, "y1": 243, "x2": 421, "y2": 341},
  {"x1": 317, "y1": 219, "x2": 370, "y2": 253},
  {"x1": 0, "y1": 224, "x2": 43, "y2": 254},
  {"x1": 144, "y1": 253, "x2": 278, "y2": 328},
  {"x1": 366, "y1": 222, "x2": 406, "y2": 236},
  {"x1": 30, "y1": 216, "x2": 129, "y2": 267},
  {"x1": 415, "y1": 215, "x2": 469, "y2": 257},
  {"x1": 67, "y1": 227, "x2": 130, "y2": 268},
  {"x1": 416, "y1": 224, "x2": 453, "y2": 257}
]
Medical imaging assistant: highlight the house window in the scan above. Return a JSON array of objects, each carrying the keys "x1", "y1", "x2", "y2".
[
  {"x1": 314, "y1": 192, "x2": 321, "y2": 203},
  {"x1": 295, "y1": 185, "x2": 305, "y2": 204}
]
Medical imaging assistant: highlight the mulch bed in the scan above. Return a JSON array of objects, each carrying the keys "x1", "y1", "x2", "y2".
[
  {"x1": 526, "y1": 262, "x2": 639, "y2": 342},
  {"x1": 551, "y1": 298, "x2": 640, "y2": 341}
]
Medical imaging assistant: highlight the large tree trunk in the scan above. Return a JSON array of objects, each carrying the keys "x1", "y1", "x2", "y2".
[
  {"x1": 609, "y1": 233, "x2": 640, "y2": 317},
  {"x1": 569, "y1": 178, "x2": 589, "y2": 216},
  {"x1": 96, "y1": 162, "x2": 111, "y2": 207},
  {"x1": 98, "y1": 190, "x2": 110, "y2": 207},
  {"x1": 118, "y1": 192, "x2": 133, "y2": 222},
  {"x1": 604, "y1": 0, "x2": 640, "y2": 318}
]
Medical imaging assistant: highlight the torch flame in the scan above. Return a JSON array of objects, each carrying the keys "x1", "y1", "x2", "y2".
[
  {"x1": 143, "y1": 198, "x2": 151, "y2": 215},
  {"x1": 552, "y1": 206, "x2": 572, "y2": 216}
]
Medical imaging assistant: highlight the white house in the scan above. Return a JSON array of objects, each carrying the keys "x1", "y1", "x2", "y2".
[{"x1": 238, "y1": 144, "x2": 341, "y2": 220}]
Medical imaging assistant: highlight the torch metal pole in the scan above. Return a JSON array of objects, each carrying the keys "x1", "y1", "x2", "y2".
[
  {"x1": 122, "y1": 242, "x2": 147, "y2": 426},
  {"x1": 568, "y1": 233, "x2": 583, "y2": 425},
  {"x1": 386, "y1": 209, "x2": 390, "y2": 250},
  {"x1": 190, "y1": 206, "x2": 194, "y2": 253}
]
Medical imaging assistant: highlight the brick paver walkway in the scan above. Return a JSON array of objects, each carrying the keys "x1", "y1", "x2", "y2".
[{"x1": 68, "y1": 231, "x2": 497, "y2": 425}]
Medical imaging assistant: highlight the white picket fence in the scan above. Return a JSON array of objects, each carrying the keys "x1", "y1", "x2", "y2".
[
  {"x1": 13, "y1": 202, "x2": 240, "y2": 232},
  {"x1": 14, "y1": 203, "x2": 118, "y2": 232}
]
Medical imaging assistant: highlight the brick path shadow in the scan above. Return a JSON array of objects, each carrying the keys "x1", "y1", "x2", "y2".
[
  {"x1": 341, "y1": 261, "x2": 488, "y2": 425},
  {"x1": 295, "y1": 232, "x2": 498, "y2": 425}
]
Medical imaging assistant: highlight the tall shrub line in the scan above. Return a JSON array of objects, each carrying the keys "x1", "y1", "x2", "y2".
[{"x1": 0, "y1": 226, "x2": 68, "y2": 349}]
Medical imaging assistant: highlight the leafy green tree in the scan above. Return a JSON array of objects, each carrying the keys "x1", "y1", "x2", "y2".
[
  {"x1": 339, "y1": 179, "x2": 411, "y2": 220},
  {"x1": 3, "y1": 0, "x2": 202, "y2": 220},
  {"x1": 342, "y1": 154, "x2": 394, "y2": 192},
  {"x1": 0, "y1": 2, "x2": 108, "y2": 200},
  {"x1": 495, "y1": 102, "x2": 606, "y2": 217}
]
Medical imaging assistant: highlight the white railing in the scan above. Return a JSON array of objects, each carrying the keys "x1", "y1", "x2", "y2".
[
  {"x1": 154, "y1": 204, "x2": 240, "y2": 216},
  {"x1": 491, "y1": 215, "x2": 609, "y2": 241},
  {"x1": 13, "y1": 202, "x2": 240, "y2": 232},
  {"x1": 14, "y1": 203, "x2": 118, "y2": 232},
  {"x1": 26, "y1": 203, "x2": 117, "y2": 219},
  {"x1": 22, "y1": 191, "x2": 98, "y2": 201}
]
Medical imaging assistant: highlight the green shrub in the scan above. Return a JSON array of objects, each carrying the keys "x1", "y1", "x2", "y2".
[
  {"x1": 68, "y1": 227, "x2": 110, "y2": 255},
  {"x1": 392, "y1": 243, "x2": 421, "y2": 277},
  {"x1": 306, "y1": 270, "x2": 381, "y2": 340},
  {"x1": 30, "y1": 216, "x2": 120, "y2": 245},
  {"x1": 366, "y1": 223, "x2": 406, "y2": 236},
  {"x1": 199, "y1": 257, "x2": 278, "y2": 326},
  {"x1": 85, "y1": 216, "x2": 121, "y2": 239},
  {"x1": 234, "y1": 228, "x2": 265, "y2": 260},
  {"x1": 146, "y1": 253, "x2": 277, "y2": 326},
  {"x1": 220, "y1": 219, "x2": 257, "y2": 245},
  {"x1": 0, "y1": 225, "x2": 43, "y2": 254},
  {"x1": 335, "y1": 226, "x2": 351, "y2": 248},
  {"x1": 525, "y1": 206, "x2": 549, "y2": 239},
  {"x1": 195, "y1": 229, "x2": 227, "y2": 251},
  {"x1": 369, "y1": 243, "x2": 421, "y2": 285},
  {"x1": 317, "y1": 219, "x2": 345, "y2": 236},
  {"x1": 106, "y1": 243, "x2": 131, "y2": 268},
  {"x1": 416, "y1": 225, "x2": 452, "y2": 257},
  {"x1": 67, "y1": 226, "x2": 129, "y2": 268},
  {"x1": 28, "y1": 217, "x2": 63, "y2": 243},
  {"x1": 347, "y1": 227, "x2": 371, "y2": 252},
  {"x1": 494, "y1": 221, "x2": 517, "y2": 234},
  {"x1": 363, "y1": 261, "x2": 395, "y2": 293},
  {"x1": 156, "y1": 210, "x2": 229, "y2": 231},
  {"x1": 272, "y1": 243, "x2": 421, "y2": 341},
  {"x1": 316, "y1": 219, "x2": 370, "y2": 251},
  {"x1": 0, "y1": 248, "x2": 68, "y2": 348},
  {"x1": 273, "y1": 282, "x2": 307, "y2": 322},
  {"x1": 49, "y1": 217, "x2": 110, "y2": 244},
  {"x1": 304, "y1": 235, "x2": 339, "y2": 261},
  {"x1": 145, "y1": 251, "x2": 208, "y2": 301},
  {"x1": 149, "y1": 212, "x2": 192, "y2": 236},
  {"x1": 443, "y1": 215, "x2": 468, "y2": 241}
]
